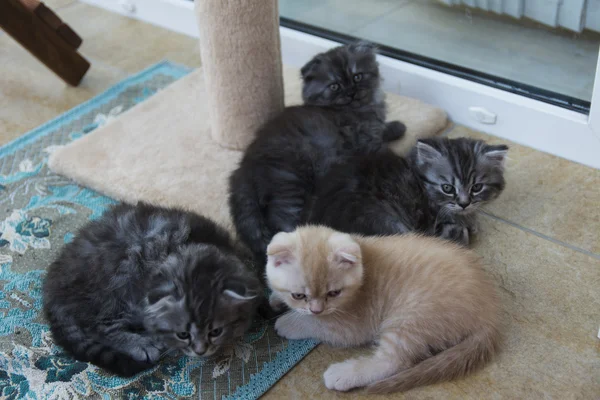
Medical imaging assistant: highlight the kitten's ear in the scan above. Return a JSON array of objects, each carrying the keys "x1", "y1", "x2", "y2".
[
  {"x1": 348, "y1": 41, "x2": 377, "y2": 56},
  {"x1": 328, "y1": 233, "x2": 361, "y2": 268},
  {"x1": 222, "y1": 279, "x2": 258, "y2": 302},
  {"x1": 300, "y1": 56, "x2": 322, "y2": 80},
  {"x1": 267, "y1": 232, "x2": 296, "y2": 267},
  {"x1": 144, "y1": 294, "x2": 187, "y2": 333},
  {"x1": 148, "y1": 282, "x2": 176, "y2": 304},
  {"x1": 148, "y1": 268, "x2": 180, "y2": 304},
  {"x1": 481, "y1": 144, "x2": 509, "y2": 167},
  {"x1": 416, "y1": 140, "x2": 443, "y2": 166}
]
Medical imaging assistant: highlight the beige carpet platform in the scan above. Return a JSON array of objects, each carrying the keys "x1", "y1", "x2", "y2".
[{"x1": 48, "y1": 65, "x2": 448, "y2": 229}]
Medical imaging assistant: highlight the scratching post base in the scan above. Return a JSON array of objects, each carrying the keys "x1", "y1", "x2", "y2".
[{"x1": 49, "y1": 65, "x2": 448, "y2": 229}]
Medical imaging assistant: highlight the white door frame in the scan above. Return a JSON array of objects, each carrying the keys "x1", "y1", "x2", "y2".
[{"x1": 81, "y1": 0, "x2": 600, "y2": 169}]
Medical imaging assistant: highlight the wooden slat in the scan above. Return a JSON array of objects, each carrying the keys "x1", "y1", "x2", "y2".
[
  {"x1": 0, "y1": 0, "x2": 90, "y2": 86},
  {"x1": 34, "y1": 3, "x2": 83, "y2": 49}
]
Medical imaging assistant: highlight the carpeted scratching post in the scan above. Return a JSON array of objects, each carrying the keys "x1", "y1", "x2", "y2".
[{"x1": 195, "y1": 0, "x2": 284, "y2": 150}]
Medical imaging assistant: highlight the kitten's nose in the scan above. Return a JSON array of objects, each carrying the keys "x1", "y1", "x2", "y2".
[
  {"x1": 193, "y1": 343, "x2": 207, "y2": 356},
  {"x1": 309, "y1": 300, "x2": 324, "y2": 314},
  {"x1": 457, "y1": 201, "x2": 470, "y2": 209}
]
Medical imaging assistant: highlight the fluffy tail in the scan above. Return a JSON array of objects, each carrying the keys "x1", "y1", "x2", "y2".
[
  {"x1": 382, "y1": 120, "x2": 406, "y2": 143},
  {"x1": 228, "y1": 170, "x2": 272, "y2": 264},
  {"x1": 44, "y1": 307, "x2": 153, "y2": 377},
  {"x1": 367, "y1": 324, "x2": 500, "y2": 394},
  {"x1": 83, "y1": 342, "x2": 153, "y2": 377}
]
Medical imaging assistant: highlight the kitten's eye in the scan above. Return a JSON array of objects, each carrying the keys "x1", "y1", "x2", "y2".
[
  {"x1": 441, "y1": 184, "x2": 454, "y2": 194},
  {"x1": 327, "y1": 290, "x2": 341, "y2": 297},
  {"x1": 176, "y1": 331, "x2": 190, "y2": 340},
  {"x1": 353, "y1": 73, "x2": 363, "y2": 82},
  {"x1": 329, "y1": 83, "x2": 340, "y2": 92},
  {"x1": 209, "y1": 327, "x2": 223, "y2": 337},
  {"x1": 471, "y1": 183, "x2": 483, "y2": 193},
  {"x1": 291, "y1": 293, "x2": 306, "y2": 300}
]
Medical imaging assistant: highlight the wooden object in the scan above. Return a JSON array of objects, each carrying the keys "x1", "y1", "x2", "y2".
[
  {"x1": 0, "y1": 0, "x2": 90, "y2": 86},
  {"x1": 34, "y1": 2, "x2": 83, "y2": 49}
]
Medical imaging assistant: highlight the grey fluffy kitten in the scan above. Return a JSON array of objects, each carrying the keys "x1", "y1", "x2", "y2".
[
  {"x1": 310, "y1": 137, "x2": 508, "y2": 245},
  {"x1": 43, "y1": 203, "x2": 262, "y2": 377},
  {"x1": 229, "y1": 42, "x2": 405, "y2": 262}
]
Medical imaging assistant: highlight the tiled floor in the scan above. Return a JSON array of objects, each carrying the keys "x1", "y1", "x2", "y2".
[
  {"x1": 280, "y1": 0, "x2": 600, "y2": 102},
  {"x1": 1, "y1": 1, "x2": 599, "y2": 399}
]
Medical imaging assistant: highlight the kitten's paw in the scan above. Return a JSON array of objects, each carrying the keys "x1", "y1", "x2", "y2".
[
  {"x1": 460, "y1": 227, "x2": 470, "y2": 246},
  {"x1": 129, "y1": 345, "x2": 160, "y2": 362},
  {"x1": 274, "y1": 315, "x2": 309, "y2": 340},
  {"x1": 439, "y1": 223, "x2": 470, "y2": 247},
  {"x1": 143, "y1": 346, "x2": 162, "y2": 362},
  {"x1": 257, "y1": 296, "x2": 286, "y2": 320},
  {"x1": 468, "y1": 220, "x2": 480, "y2": 236},
  {"x1": 324, "y1": 361, "x2": 362, "y2": 391},
  {"x1": 382, "y1": 121, "x2": 406, "y2": 142}
]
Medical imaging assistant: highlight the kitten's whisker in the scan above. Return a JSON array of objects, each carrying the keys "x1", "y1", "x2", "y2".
[
  {"x1": 328, "y1": 307, "x2": 354, "y2": 318},
  {"x1": 279, "y1": 309, "x2": 296, "y2": 319},
  {"x1": 160, "y1": 348, "x2": 176, "y2": 358}
]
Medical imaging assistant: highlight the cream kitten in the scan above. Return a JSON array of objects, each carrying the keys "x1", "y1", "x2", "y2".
[{"x1": 266, "y1": 225, "x2": 502, "y2": 393}]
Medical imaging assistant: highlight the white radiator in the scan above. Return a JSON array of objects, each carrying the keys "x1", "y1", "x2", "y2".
[{"x1": 437, "y1": 0, "x2": 600, "y2": 33}]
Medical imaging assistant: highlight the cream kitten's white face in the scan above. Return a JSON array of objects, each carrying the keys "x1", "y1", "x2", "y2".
[{"x1": 265, "y1": 229, "x2": 364, "y2": 316}]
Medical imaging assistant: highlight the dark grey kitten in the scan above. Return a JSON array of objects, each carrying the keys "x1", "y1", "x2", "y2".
[
  {"x1": 310, "y1": 137, "x2": 508, "y2": 245},
  {"x1": 43, "y1": 203, "x2": 262, "y2": 377},
  {"x1": 229, "y1": 42, "x2": 405, "y2": 263}
]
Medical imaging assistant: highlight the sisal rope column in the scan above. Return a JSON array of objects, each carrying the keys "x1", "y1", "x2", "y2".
[{"x1": 195, "y1": 0, "x2": 284, "y2": 150}]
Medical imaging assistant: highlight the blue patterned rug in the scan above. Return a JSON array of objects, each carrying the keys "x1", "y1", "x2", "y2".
[{"x1": 0, "y1": 61, "x2": 317, "y2": 399}]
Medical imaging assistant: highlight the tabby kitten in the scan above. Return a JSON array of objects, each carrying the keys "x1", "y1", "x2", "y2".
[
  {"x1": 229, "y1": 42, "x2": 405, "y2": 263},
  {"x1": 43, "y1": 203, "x2": 262, "y2": 377},
  {"x1": 267, "y1": 226, "x2": 502, "y2": 393},
  {"x1": 310, "y1": 137, "x2": 508, "y2": 245}
]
